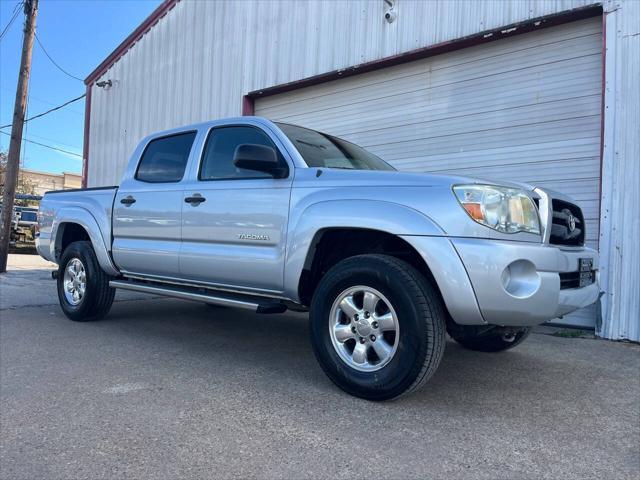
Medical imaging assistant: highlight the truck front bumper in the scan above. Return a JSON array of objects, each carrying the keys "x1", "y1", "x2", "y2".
[
  {"x1": 451, "y1": 238, "x2": 599, "y2": 326},
  {"x1": 400, "y1": 236, "x2": 599, "y2": 327}
]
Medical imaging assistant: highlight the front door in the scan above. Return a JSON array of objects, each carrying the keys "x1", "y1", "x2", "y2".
[
  {"x1": 112, "y1": 131, "x2": 197, "y2": 278},
  {"x1": 179, "y1": 125, "x2": 293, "y2": 294}
]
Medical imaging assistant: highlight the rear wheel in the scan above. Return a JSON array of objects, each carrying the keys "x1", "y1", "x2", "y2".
[
  {"x1": 310, "y1": 254, "x2": 446, "y2": 401},
  {"x1": 57, "y1": 241, "x2": 115, "y2": 321},
  {"x1": 447, "y1": 324, "x2": 532, "y2": 352}
]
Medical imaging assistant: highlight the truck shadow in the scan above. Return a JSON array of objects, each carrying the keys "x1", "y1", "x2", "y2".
[{"x1": 101, "y1": 296, "x2": 592, "y2": 414}]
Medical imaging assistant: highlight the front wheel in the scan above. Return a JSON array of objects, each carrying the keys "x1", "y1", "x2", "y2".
[
  {"x1": 57, "y1": 241, "x2": 115, "y2": 322},
  {"x1": 310, "y1": 254, "x2": 446, "y2": 401}
]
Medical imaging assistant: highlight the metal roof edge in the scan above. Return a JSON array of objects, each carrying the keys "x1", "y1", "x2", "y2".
[{"x1": 84, "y1": 0, "x2": 179, "y2": 86}]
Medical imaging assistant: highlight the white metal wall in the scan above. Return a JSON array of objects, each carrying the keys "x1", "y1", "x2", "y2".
[
  {"x1": 85, "y1": 0, "x2": 639, "y2": 340},
  {"x1": 256, "y1": 17, "x2": 602, "y2": 328},
  {"x1": 598, "y1": 0, "x2": 640, "y2": 341},
  {"x1": 87, "y1": 0, "x2": 596, "y2": 186}
]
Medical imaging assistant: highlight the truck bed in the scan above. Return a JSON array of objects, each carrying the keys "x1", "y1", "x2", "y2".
[
  {"x1": 44, "y1": 185, "x2": 118, "y2": 195},
  {"x1": 36, "y1": 186, "x2": 118, "y2": 265}
]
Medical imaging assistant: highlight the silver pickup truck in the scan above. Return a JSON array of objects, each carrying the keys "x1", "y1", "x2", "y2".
[{"x1": 37, "y1": 117, "x2": 599, "y2": 400}]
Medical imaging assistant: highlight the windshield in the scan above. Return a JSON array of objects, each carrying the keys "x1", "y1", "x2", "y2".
[{"x1": 276, "y1": 123, "x2": 395, "y2": 171}]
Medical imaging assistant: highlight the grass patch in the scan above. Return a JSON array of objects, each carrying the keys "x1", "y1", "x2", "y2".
[{"x1": 552, "y1": 329, "x2": 587, "y2": 338}]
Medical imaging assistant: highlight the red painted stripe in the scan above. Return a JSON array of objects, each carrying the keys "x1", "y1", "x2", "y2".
[
  {"x1": 246, "y1": 4, "x2": 602, "y2": 100},
  {"x1": 242, "y1": 95, "x2": 255, "y2": 116},
  {"x1": 81, "y1": 84, "x2": 91, "y2": 188}
]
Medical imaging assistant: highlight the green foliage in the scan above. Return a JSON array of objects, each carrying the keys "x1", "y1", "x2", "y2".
[
  {"x1": 552, "y1": 329, "x2": 587, "y2": 338},
  {"x1": 0, "y1": 150, "x2": 38, "y2": 205}
]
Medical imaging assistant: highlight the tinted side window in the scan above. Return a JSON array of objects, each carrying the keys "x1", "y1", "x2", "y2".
[
  {"x1": 199, "y1": 126, "x2": 284, "y2": 180},
  {"x1": 135, "y1": 132, "x2": 196, "y2": 183}
]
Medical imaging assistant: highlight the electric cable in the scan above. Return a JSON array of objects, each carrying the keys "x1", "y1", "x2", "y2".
[
  {"x1": 34, "y1": 33, "x2": 84, "y2": 82},
  {"x1": 0, "y1": 131, "x2": 82, "y2": 158},
  {"x1": 0, "y1": 1, "x2": 23, "y2": 42},
  {"x1": 0, "y1": 93, "x2": 85, "y2": 129}
]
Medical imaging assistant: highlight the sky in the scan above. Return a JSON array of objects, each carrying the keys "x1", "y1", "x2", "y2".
[{"x1": 0, "y1": 0, "x2": 162, "y2": 174}]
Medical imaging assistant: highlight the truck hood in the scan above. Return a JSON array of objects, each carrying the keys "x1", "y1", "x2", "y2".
[
  {"x1": 301, "y1": 168, "x2": 536, "y2": 191},
  {"x1": 291, "y1": 167, "x2": 546, "y2": 242}
]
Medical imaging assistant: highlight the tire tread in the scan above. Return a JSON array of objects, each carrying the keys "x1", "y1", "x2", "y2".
[
  {"x1": 58, "y1": 241, "x2": 115, "y2": 321},
  {"x1": 311, "y1": 253, "x2": 446, "y2": 400}
]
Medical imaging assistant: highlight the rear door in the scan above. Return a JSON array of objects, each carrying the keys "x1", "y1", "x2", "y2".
[
  {"x1": 179, "y1": 124, "x2": 293, "y2": 293},
  {"x1": 112, "y1": 131, "x2": 197, "y2": 278}
]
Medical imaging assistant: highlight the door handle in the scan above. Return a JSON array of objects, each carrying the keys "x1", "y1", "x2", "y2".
[
  {"x1": 120, "y1": 196, "x2": 136, "y2": 205},
  {"x1": 185, "y1": 194, "x2": 206, "y2": 205}
]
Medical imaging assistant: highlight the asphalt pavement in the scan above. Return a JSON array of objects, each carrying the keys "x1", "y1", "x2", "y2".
[{"x1": 1, "y1": 255, "x2": 639, "y2": 479}]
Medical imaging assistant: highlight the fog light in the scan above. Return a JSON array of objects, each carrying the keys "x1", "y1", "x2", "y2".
[{"x1": 501, "y1": 260, "x2": 540, "y2": 298}]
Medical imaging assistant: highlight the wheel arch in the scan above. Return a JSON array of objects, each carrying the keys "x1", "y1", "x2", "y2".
[
  {"x1": 284, "y1": 199, "x2": 444, "y2": 304},
  {"x1": 57, "y1": 222, "x2": 91, "y2": 254},
  {"x1": 51, "y1": 207, "x2": 119, "y2": 276},
  {"x1": 284, "y1": 200, "x2": 485, "y2": 325},
  {"x1": 296, "y1": 227, "x2": 445, "y2": 306}
]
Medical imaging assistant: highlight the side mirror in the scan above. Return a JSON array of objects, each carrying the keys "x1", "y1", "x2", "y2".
[{"x1": 233, "y1": 144, "x2": 287, "y2": 178}]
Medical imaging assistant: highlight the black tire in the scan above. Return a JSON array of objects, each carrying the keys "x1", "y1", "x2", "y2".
[
  {"x1": 57, "y1": 241, "x2": 115, "y2": 322},
  {"x1": 309, "y1": 254, "x2": 446, "y2": 401},
  {"x1": 447, "y1": 325, "x2": 532, "y2": 352}
]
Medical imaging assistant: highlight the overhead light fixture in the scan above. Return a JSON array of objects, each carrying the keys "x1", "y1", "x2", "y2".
[
  {"x1": 384, "y1": 0, "x2": 397, "y2": 23},
  {"x1": 96, "y1": 79, "x2": 113, "y2": 89}
]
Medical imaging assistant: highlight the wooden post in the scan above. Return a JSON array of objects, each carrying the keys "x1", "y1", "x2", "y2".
[{"x1": 0, "y1": 0, "x2": 38, "y2": 272}]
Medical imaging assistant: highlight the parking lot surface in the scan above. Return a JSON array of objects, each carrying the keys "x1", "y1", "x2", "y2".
[{"x1": 1, "y1": 255, "x2": 639, "y2": 479}]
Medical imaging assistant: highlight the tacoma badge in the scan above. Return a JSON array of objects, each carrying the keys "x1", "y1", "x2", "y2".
[{"x1": 237, "y1": 233, "x2": 270, "y2": 241}]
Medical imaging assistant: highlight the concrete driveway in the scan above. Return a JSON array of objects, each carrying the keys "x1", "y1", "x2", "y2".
[{"x1": 1, "y1": 255, "x2": 639, "y2": 479}]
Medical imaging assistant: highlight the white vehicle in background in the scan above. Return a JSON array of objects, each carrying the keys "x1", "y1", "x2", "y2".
[{"x1": 13, "y1": 206, "x2": 39, "y2": 244}]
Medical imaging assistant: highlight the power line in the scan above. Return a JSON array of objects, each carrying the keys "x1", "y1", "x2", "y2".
[
  {"x1": 0, "y1": 93, "x2": 85, "y2": 129},
  {"x1": 0, "y1": 11, "x2": 20, "y2": 41},
  {"x1": 16, "y1": 131, "x2": 81, "y2": 151},
  {"x1": 0, "y1": 87, "x2": 83, "y2": 115},
  {"x1": 34, "y1": 32, "x2": 83, "y2": 82},
  {"x1": 0, "y1": 2, "x2": 23, "y2": 41},
  {"x1": 0, "y1": 131, "x2": 82, "y2": 158}
]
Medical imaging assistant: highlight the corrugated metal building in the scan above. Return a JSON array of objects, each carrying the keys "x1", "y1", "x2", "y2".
[{"x1": 82, "y1": 0, "x2": 639, "y2": 341}]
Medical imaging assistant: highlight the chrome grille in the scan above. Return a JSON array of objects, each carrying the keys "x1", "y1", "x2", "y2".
[
  {"x1": 559, "y1": 270, "x2": 595, "y2": 289},
  {"x1": 550, "y1": 199, "x2": 585, "y2": 246}
]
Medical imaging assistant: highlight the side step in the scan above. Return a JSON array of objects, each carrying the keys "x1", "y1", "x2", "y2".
[{"x1": 109, "y1": 279, "x2": 287, "y2": 314}]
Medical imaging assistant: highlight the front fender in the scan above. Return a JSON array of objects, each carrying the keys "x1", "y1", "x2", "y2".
[
  {"x1": 283, "y1": 199, "x2": 444, "y2": 301},
  {"x1": 51, "y1": 207, "x2": 119, "y2": 276}
]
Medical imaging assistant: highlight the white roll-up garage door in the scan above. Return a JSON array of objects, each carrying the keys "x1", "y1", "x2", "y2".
[{"x1": 256, "y1": 17, "x2": 602, "y2": 328}]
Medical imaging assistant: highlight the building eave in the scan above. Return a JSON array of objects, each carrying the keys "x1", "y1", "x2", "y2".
[{"x1": 84, "y1": 0, "x2": 179, "y2": 86}]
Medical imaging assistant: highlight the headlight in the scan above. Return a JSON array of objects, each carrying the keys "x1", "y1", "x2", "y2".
[{"x1": 453, "y1": 184, "x2": 541, "y2": 235}]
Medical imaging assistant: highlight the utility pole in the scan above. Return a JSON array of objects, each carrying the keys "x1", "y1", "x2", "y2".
[{"x1": 0, "y1": 0, "x2": 38, "y2": 273}]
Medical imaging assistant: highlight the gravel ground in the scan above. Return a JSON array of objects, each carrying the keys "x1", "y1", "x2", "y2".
[{"x1": 1, "y1": 255, "x2": 639, "y2": 479}]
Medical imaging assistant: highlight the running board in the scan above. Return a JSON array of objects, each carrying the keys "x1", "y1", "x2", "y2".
[{"x1": 109, "y1": 279, "x2": 287, "y2": 314}]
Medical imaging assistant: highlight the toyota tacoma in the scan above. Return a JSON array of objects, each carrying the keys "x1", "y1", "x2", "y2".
[{"x1": 36, "y1": 117, "x2": 599, "y2": 400}]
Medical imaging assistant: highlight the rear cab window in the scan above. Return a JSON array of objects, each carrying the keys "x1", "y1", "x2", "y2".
[{"x1": 135, "y1": 131, "x2": 197, "y2": 183}]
